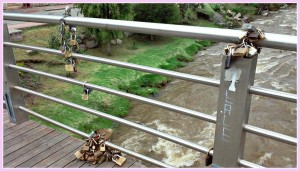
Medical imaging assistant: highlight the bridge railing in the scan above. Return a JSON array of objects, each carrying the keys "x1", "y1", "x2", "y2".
[{"x1": 3, "y1": 13, "x2": 297, "y2": 168}]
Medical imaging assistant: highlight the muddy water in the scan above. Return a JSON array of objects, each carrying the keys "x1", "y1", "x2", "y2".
[{"x1": 111, "y1": 8, "x2": 297, "y2": 167}]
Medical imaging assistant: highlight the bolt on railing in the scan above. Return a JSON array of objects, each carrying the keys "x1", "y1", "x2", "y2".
[{"x1": 3, "y1": 13, "x2": 297, "y2": 168}]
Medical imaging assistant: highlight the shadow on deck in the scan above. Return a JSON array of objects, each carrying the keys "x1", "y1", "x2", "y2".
[{"x1": 3, "y1": 109, "x2": 146, "y2": 168}]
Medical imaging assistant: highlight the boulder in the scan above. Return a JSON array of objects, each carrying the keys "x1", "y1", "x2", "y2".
[
  {"x1": 86, "y1": 39, "x2": 98, "y2": 49},
  {"x1": 9, "y1": 29, "x2": 23, "y2": 42},
  {"x1": 111, "y1": 39, "x2": 117, "y2": 45},
  {"x1": 79, "y1": 44, "x2": 87, "y2": 51},
  {"x1": 76, "y1": 38, "x2": 82, "y2": 44},
  {"x1": 78, "y1": 34, "x2": 85, "y2": 40},
  {"x1": 124, "y1": 31, "x2": 134, "y2": 37},
  {"x1": 213, "y1": 12, "x2": 224, "y2": 25},
  {"x1": 116, "y1": 39, "x2": 122, "y2": 45}
]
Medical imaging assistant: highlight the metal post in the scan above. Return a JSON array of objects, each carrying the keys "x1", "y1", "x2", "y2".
[
  {"x1": 3, "y1": 23, "x2": 28, "y2": 124},
  {"x1": 212, "y1": 54, "x2": 258, "y2": 167}
]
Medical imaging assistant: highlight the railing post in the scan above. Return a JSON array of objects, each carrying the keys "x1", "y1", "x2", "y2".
[
  {"x1": 212, "y1": 54, "x2": 258, "y2": 167},
  {"x1": 3, "y1": 23, "x2": 28, "y2": 124}
]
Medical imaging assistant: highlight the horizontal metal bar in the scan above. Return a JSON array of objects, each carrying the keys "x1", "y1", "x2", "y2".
[
  {"x1": 4, "y1": 42, "x2": 220, "y2": 87},
  {"x1": 14, "y1": 86, "x2": 211, "y2": 154},
  {"x1": 250, "y1": 86, "x2": 297, "y2": 103},
  {"x1": 4, "y1": 13, "x2": 297, "y2": 51},
  {"x1": 9, "y1": 64, "x2": 216, "y2": 123},
  {"x1": 238, "y1": 159, "x2": 265, "y2": 168},
  {"x1": 18, "y1": 106, "x2": 173, "y2": 168},
  {"x1": 243, "y1": 124, "x2": 297, "y2": 146}
]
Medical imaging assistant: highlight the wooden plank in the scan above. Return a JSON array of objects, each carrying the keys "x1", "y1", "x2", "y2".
[
  {"x1": 48, "y1": 139, "x2": 84, "y2": 168},
  {"x1": 64, "y1": 157, "x2": 86, "y2": 168},
  {"x1": 4, "y1": 122, "x2": 40, "y2": 142},
  {"x1": 4, "y1": 120, "x2": 35, "y2": 136},
  {"x1": 97, "y1": 161, "x2": 115, "y2": 168},
  {"x1": 130, "y1": 162, "x2": 147, "y2": 168},
  {"x1": 4, "y1": 122, "x2": 16, "y2": 130},
  {"x1": 80, "y1": 162, "x2": 100, "y2": 168},
  {"x1": 17, "y1": 136, "x2": 74, "y2": 168},
  {"x1": 4, "y1": 130, "x2": 60, "y2": 165},
  {"x1": 113, "y1": 157, "x2": 135, "y2": 168},
  {"x1": 4, "y1": 127, "x2": 54, "y2": 157},
  {"x1": 5, "y1": 133, "x2": 68, "y2": 168},
  {"x1": 4, "y1": 125, "x2": 47, "y2": 148},
  {"x1": 33, "y1": 137, "x2": 83, "y2": 168}
]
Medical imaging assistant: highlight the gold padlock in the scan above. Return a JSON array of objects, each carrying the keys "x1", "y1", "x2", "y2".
[
  {"x1": 64, "y1": 50, "x2": 72, "y2": 57},
  {"x1": 69, "y1": 39, "x2": 77, "y2": 46},
  {"x1": 112, "y1": 155, "x2": 126, "y2": 166},
  {"x1": 65, "y1": 64, "x2": 74, "y2": 72},
  {"x1": 233, "y1": 47, "x2": 248, "y2": 57},
  {"x1": 82, "y1": 93, "x2": 89, "y2": 100},
  {"x1": 94, "y1": 150, "x2": 103, "y2": 157},
  {"x1": 100, "y1": 143, "x2": 106, "y2": 152},
  {"x1": 74, "y1": 150, "x2": 83, "y2": 159},
  {"x1": 82, "y1": 144, "x2": 90, "y2": 151}
]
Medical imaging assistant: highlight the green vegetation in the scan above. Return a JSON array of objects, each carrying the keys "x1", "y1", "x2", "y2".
[{"x1": 14, "y1": 24, "x2": 214, "y2": 136}]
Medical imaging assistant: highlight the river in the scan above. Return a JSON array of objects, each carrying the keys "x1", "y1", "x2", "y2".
[{"x1": 111, "y1": 7, "x2": 297, "y2": 168}]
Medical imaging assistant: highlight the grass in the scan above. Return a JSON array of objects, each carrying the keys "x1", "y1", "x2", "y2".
[{"x1": 14, "y1": 22, "x2": 214, "y2": 136}]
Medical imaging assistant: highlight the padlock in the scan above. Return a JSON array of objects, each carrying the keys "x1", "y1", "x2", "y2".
[
  {"x1": 82, "y1": 145, "x2": 90, "y2": 151},
  {"x1": 205, "y1": 148, "x2": 214, "y2": 166},
  {"x1": 257, "y1": 28, "x2": 266, "y2": 39},
  {"x1": 100, "y1": 143, "x2": 106, "y2": 152},
  {"x1": 82, "y1": 93, "x2": 89, "y2": 100},
  {"x1": 94, "y1": 150, "x2": 103, "y2": 157},
  {"x1": 64, "y1": 50, "x2": 72, "y2": 57},
  {"x1": 65, "y1": 64, "x2": 74, "y2": 72},
  {"x1": 248, "y1": 46, "x2": 257, "y2": 56},
  {"x1": 74, "y1": 150, "x2": 83, "y2": 159},
  {"x1": 233, "y1": 47, "x2": 248, "y2": 57},
  {"x1": 248, "y1": 32, "x2": 260, "y2": 39},
  {"x1": 112, "y1": 155, "x2": 126, "y2": 166},
  {"x1": 69, "y1": 39, "x2": 77, "y2": 46},
  {"x1": 98, "y1": 156, "x2": 106, "y2": 164}
]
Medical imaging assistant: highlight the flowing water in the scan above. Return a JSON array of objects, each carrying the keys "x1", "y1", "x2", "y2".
[{"x1": 111, "y1": 7, "x2": 297, "y2": 168}]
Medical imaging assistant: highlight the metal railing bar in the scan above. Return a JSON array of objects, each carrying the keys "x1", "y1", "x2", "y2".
[
  {"x1": 243, "y1": 124, "x2": 297, "y2": 146},
  {"x1": 9, "y1": 64, "x2": 216, "y2": 123},
  {"x1": 4, "y1": 13, "x2": 297, "y2": 51},
  {"x1": 14, "y1": 86, "x2": 211, "y2": 154},
  {"x1": 18, "y1": 106, "x2": 173, "y2": 168},
  {"x1": 238, "y1": 159, "x2": 265, "y2": 168},
  {"x1": 249, "y1": 86, "x2": 297, "y2": 103},
  {"x1": 4, "y1": 42, "x2": 220, "y2": 87}
]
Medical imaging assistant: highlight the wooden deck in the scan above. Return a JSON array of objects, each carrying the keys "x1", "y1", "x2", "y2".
[{"x1": 3, "y1": 109, "x2": 146, "y2": 168}]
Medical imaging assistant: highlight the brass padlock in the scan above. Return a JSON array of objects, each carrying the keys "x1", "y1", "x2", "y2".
[
  {"x1": 82, "y1": 93, "x2": 89, "y2": 100},
  {"x1": 205, "y1": 148, "x2": 214, "y2": 166},
  {"x1": 257, "y1": 29, "x2": 266, "y2": 39},
  {"x1": 74, "y1": 150, "x2": 83, "y2": 159},
  {"x1": 94, "y1": 150, "x2": 103, "y2": 157},
  {"x1": 98, "y1": 156, "x2": 106, "y2": 164},
  {"x1": 65, "y1": 64, "x2": 74, "y2": 72},
  {"x1": 64, "y1": 50, "x2": 72, "y2": 57},
  {"x1": 69, "y1": 39, "x2": 77, "y2": 46},
  {"x1": 100, "y1": 143, "x2": 106, "y2": 152},
  {"x1": 82, "y1": 145, "x2": 90, "y2": 151},
  {"x1": 233, "y1": 47, "x2": 248, "y2": 57},
  {"x1": 112, "y1": 155, "x2": 126, "y2": 166}
]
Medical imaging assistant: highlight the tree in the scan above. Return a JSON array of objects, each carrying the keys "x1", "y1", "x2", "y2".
[
  {"x1": 133, "y1": 4, "x2": 181, "y2": 40},
  {"x1": 75, "y1": 4, "x2": 133, "y2": 55}
]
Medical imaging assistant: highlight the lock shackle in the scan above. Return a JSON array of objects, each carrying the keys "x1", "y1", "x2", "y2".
[{"x1": 207, "y1": 147, "x2": 214, "y2": 155}]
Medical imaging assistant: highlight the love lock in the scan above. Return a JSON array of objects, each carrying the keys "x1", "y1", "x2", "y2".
[
  {"x1": 112, "y1": 154, "x2": 126, "y2": 166},
  {"x1": 205, "y1": 148, "x2": 214, "y2": 166}
]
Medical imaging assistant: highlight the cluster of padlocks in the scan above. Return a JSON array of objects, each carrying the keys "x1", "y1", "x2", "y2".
[
  {"x1": 74, "y1": 129, "x2": 127, "y2": 166},
  {"x1": 224, "y1": 23, "x2": 266, "y2": 69},
  {"x1": 60, "y1": 6, "x2": 80, "y2": 76}
]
